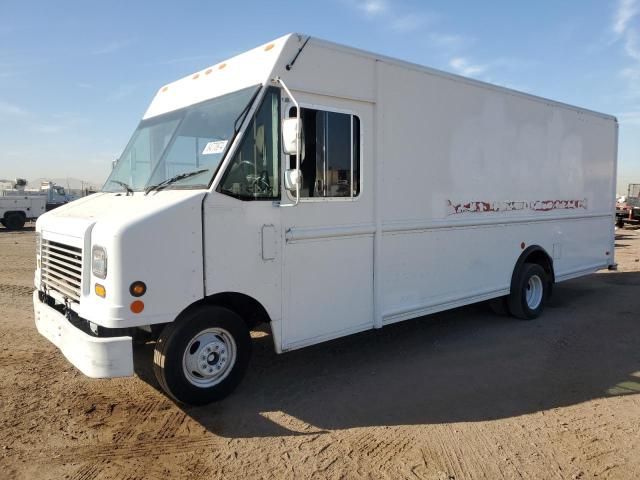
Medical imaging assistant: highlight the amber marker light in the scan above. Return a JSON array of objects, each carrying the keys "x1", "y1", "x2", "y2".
[
  {"x1": 129, "y1": 281, "x2": 147, "y2": 297},
  {"x1": 130, "y1": 300, "x2": 144, "y2": 314},
  {"x1": 95, "y1": 284, "x2": 106, "y2": 298}
]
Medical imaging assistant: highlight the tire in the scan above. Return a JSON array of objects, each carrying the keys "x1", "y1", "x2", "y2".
[
  {"x1": 508, "y1": 263, "x2": 549, "y2": 320},
  {"x1": 153, "y1": 305, "x2": 251, "y2": 405},
  {"x1": 4, "y1": 213, "x2": 25, "y2": 230},
  {"x1": 616, "y1": 219, "x2": 625, "y2": 228},
  {"x1": 488, "y1": 296, "x2": 510, "y2": 315}
]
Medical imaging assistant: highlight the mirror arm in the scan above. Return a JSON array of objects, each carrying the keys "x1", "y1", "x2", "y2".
[{"x1": 275, "y1": 76, "x2": 300, "y2": 207}]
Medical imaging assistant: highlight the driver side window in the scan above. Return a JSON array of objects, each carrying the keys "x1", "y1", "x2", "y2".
[
  {"x1": 288, "y1": 107, "x2": 360, "y2": 198},
  {"x1": 219, "y1": 88, "x2": 280, "y2": 199}
]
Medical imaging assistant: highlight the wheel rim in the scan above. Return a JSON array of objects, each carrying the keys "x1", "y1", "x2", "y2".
[
  {"x1": 182, "y1": 328, "x2": 237, "y2": 388},
  {"x1": 525, "y1": 275, "x2": 544, "y2": 310}
]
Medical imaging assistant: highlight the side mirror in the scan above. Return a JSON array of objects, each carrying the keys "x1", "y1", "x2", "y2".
[
  {"x1": 284, "y1": 169, "x2": 302, "y2": 194},
  {"x1": 282, "y1": 117, "x2": 302, "y2": 155}
]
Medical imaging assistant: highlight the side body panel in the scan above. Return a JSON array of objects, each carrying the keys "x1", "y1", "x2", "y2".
[
  {"x1": 0, "y1": 194, "x2": 46, "y2": 220},
  {"x1": 373, "y1": 60, "x2": 616, "y2": 324},
  {"x1": 203, "y1": 192, "x2": 283, "y2": 349}
]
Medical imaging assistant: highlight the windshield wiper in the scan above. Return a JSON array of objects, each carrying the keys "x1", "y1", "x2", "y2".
[
  {"x1": 110, "y1": 180, "x2": 133, "y2": 196},
  {"x1": 145, "y1": 168, "x2": 209, "y2": 195}
]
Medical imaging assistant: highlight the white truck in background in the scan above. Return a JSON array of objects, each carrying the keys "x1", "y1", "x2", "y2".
[
  {"x1": 1, "y1": 179, "x2": 77, "y2": 230},
  {"x1": 0, "y1": 179, "x2": 47, "y2": 230},
  {"x1": 33, "y1": 34, "x2": 617, "y2": 405}
]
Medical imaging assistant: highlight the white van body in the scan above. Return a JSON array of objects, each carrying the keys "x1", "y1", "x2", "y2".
[{"x1": 33, "y1": 34, "x2": 617, "y2": 399}]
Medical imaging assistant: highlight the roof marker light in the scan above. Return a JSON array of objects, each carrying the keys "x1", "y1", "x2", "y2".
[
  {"x1": 205, "y1": 68, "x2": 213, "y2": 75},
  {"x1": 218, "y1": 63, "x2": 226, "y2": 70},
  {"x1": 264, "y1": 43, "x2": 275, "y2": 51},
  {"x1": 161, "y1": 86, "x2": 169, "y2": 92},
  {"x1": 192, "y1": 73, "x2": 200, "y2": 80}
]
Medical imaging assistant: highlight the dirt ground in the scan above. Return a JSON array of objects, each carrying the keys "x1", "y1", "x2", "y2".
[{"x1": 0, "y1": 226, "x2": 639, "y2": 480}]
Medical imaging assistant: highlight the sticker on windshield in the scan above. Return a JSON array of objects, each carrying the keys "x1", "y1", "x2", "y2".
[{"x1": 202, "y1": 140, "x2": 228, "y2": 155}]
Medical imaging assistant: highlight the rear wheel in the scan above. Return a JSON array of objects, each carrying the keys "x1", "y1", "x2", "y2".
[
  {"x1": 4, "y1": 213, "x2": 25, "y2": 230},
  {"x1": 153, "y1": 305, "x2": 251, "y2": 405},
  {"x1": 508, "y1": 263, "x2": 549, "y2": 320}
]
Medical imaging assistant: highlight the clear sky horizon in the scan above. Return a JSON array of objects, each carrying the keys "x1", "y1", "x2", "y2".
[{"x1": 0, "y1": 0, "x2": 638, "y2": 193}]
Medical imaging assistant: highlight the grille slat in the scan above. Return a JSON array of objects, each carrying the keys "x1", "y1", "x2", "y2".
[
  {"x1": 41, "y1": 255, "x2": 82, "y2": 276},
  {"x1": 47, "y1": 243, "x2": 82, "y2": 257},
  {"x1": 41, "y1": 273, "x2": 81, "y2": 301},
  {"x1": 42, "y1": 266, "x2": 81, "y2": 287},
  {"x1": 42, "y1": 250, "x2": 82, "y2": 269},
  {"x1": 41, "y1": 239, "x2": 82, "y2": 302}
]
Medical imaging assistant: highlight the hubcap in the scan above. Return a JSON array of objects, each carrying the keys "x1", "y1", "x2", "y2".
[
  {"x1": 182, "y1": 328, "x2": 237, "y2": 388},
  {"x1": 525, "y1": 275, "x2": 544, "y2": 310}
]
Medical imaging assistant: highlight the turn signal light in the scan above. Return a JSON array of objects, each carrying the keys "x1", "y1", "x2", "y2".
[
  {"x1": 95, "y1": 284, "x2": 106, "y2": 298},
  {"x1": 130, "y1": 300, "x2": 144, "y2": 314},
  {"x1": 129, "y1": 281, "x2": 147, "y2": 297}
]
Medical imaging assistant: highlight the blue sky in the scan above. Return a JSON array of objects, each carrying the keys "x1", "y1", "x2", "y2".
[{"x1": 0, "y1": 0, "x2": 638, "y2": 192}]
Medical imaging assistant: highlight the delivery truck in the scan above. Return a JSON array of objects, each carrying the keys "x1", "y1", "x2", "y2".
[{"x1": 33, "y1": 34, "x2": 618, "y2": 405}]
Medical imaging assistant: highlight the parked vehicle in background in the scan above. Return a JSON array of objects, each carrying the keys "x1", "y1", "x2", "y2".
[
  {"x1": 38, "y1": 182, "x2": 78, "y2": 210},
  {"x1": 0, "y1": 179, "x2": 46, "y2": 229},
  {"x1": 33, "y1": 34, "x2": 618, "y2": 405},
  {"x1": 1, "y1": 180, "x2": 77, "y2": 212},
  {"x1": 615, "y1": 185, "x2": 640, "y2": 228}
]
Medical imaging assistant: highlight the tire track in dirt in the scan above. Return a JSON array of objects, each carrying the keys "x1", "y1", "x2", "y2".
[
  {"x1": 338, "y1": 430, "x2": 415, "y2": 478},
  {"x1": 69, "y1": 459, "x2": 110, "y2": 480},
  {"x1": 17, "y1": 434, "x2": 223, "y2": 465},
  {"x1": 0, "y1": 284, "x2": 33, "y2": 297},
  {"x1": 111, "y1": 400, "x2": 158, "y2": 444},
  {"x1": 155, "y1": 410, "x2": 188, "y2": 440}
]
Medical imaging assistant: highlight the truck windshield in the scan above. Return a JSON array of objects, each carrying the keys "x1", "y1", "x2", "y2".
[{"x1": 103, "y1": 85, "x2": 260, "y2": 193}]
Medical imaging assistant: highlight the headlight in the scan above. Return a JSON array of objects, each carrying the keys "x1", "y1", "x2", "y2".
[{"x1": 92, "y1": 245, "x2": 108, "y2": 279}]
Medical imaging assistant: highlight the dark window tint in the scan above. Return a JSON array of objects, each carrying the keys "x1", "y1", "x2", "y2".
[{"x1": 289, "y1": 107, "x2": 360, "y2": 198}]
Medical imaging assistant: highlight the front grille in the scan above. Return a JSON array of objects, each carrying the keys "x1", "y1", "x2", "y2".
[{"x1": 41, "y1": 239, "x2": 82, "y2": 302}]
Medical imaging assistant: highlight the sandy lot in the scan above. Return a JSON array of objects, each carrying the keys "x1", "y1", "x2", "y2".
[{"x1": 0, "y1": 226, "x2": 639, "y2": 479}]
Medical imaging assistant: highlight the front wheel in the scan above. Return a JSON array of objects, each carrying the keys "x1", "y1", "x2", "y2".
[
  {"x1": 508, "y1": 263, "x2": 549, "y2": 320},
  {"x1": 153, "y1": 305, "x2": 251, "y2": 405}
]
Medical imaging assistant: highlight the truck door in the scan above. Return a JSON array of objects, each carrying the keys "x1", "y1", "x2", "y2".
[{"x1": 279, "y1": 94, "x2": 374, "y2": 351}]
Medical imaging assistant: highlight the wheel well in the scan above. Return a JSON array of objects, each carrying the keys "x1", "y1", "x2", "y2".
[
  {"x1": 512, "y1": 246, "x2": 555, "y2": 286},
  {"x1": 201, "y1": 292, "x2": 271, "y2": 330},
  {"x1": 3, "y1": 211, "x2": 26, "y2": 219}
]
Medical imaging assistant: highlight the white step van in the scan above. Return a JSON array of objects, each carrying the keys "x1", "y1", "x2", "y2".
[{"x1": 34, "y1": 34, "x2": 618, "y2": 405}]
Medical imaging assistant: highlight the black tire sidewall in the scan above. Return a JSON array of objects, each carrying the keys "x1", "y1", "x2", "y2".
[
  {"x1": 509, "y1": 263, "x2": 548, "y2": 320},
  {"x1": 5, "y1": 214, "x2": 25, "y2": 230},
  {"x1": 156, "y1": 307, "x2": 251, "y2": 405}
]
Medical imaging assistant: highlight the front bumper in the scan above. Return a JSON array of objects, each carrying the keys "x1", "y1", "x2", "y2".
[{"x1": 33, "y1": 291, "x2": 134, "y2": 378}]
